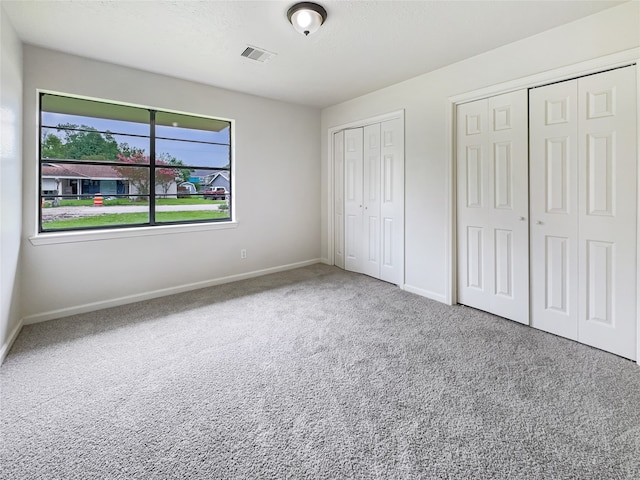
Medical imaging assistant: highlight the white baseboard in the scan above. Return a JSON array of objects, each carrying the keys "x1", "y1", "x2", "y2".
[
  {"x1": 403, "y1": 284, "x2": 450, "y2": 305},
  {"x1": 1, "y1": 318, "x2": 24, "y2": 364},
  {"x1": 22, "y1": 259, "x2": 322, "y2": 326},
  {"x1": 320, "y1": 257, "x2": 331, "y2": 265}
]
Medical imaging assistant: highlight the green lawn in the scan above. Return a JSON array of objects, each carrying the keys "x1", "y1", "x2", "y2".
[
  {"x1": 56, "y1": 197, "x2": 224, "y2": 207},
  {"x1": 43, "y1": 210, "x2": 230, "y2": 230}
]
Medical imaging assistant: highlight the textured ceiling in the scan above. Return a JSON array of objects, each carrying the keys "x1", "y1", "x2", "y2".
[{"x1": 2, "y1": 0, "x2": 625, "y2": 108}]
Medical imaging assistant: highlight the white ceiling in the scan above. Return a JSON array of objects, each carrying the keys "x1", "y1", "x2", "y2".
[{"x1": 2, "y1": 0, "x2": 625, "y2": 108}]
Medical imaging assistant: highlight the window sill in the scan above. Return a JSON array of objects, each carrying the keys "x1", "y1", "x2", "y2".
[{"x1": 29, "y1": 221, "x2": 239, "y2": 246}]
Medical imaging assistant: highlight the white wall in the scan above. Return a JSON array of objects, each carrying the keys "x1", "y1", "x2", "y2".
[
  {"x1": 321, "y1": 1, "x2": 640, "y2": 303},
  {"x1": 21, "y1": 46, "x2": 321, "y2": 321},
  {"x1": 0, "y1": 7, "x2": 23, "y2": 358}
]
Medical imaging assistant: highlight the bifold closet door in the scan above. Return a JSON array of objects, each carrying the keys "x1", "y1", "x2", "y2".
[
  {"x1": 457, "y1": 90, "x2": 529, "y2": 324},
  {"x1": 342, "y1": 119, "x2": 404, "y2": 285},
  {"x1": 530, "y1": 66, "x2": 637, "y2": 360}
]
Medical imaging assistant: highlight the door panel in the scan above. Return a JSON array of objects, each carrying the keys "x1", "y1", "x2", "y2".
[
  {"x1": 494, "y1": 228, "x2": 513, "y2": 298},
  {"x1": 344, "y1": 128, "x2": 364, "y2": 273},
  {"x1": 465, "y1": 145, "x2": 483, "y2": 208},
  {"x1": 577, "y1": 67, "x2": 637, "y2": 360},
  {"x1": 487, "y1": 92, "x2": 529, "y2": 323},
  {"x1": 545, "y1": 137, "x2": 570, "y2": 214},
  {"x1": 493, "y1": 142, "x2": 512, "y2": 209},
  {"x1": 586, "y1": 240, "x2": 613, "y2": 324},
  {"x1": 530, "y1": 80, "x2": 579, "y2": 340},
  {"x1": 458, "y1": 99, "x2": 489, "y2": 308},
  {"x1": 466, "y1": 226, "x2": 484, "y2": 290},
  {"x1": 586, "y1": 133, "x2": 614, "y2": 216},
  {"x1": 379, "y1": 117, "x2": 404, "y2": 285},
  {"x1": 363, "y1": 123, "x2": 381, "y2": 278},
  {"x1": 334, "y1": 131, "x2": 345, "y2": 269},
  {"x1": 382, "y1": 218, "x2": 393, "y2": 268},
  {"x1": 457, "y1": 90, "x2": 529, "y2": 324},
  {"x1": 545, "y1": 235, "x2": 569, "y2": 314}
]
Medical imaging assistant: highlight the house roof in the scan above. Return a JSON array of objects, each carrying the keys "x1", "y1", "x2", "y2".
[
  {"x1": 41, "y1": 163, "x2": 124, "y2": 180},
  {"x1": 204, "y1": 171, "x2": 230, "y2": 186},
  {"x1": 191, "y1": 169, "x2": 217, "y2": 178},
  {"x1": 210, "y1": 171, "x2": 229, "y2": 181}
]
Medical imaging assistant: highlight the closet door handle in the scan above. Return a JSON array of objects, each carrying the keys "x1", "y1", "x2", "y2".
[
  {"x1": 519, "y1": 216, "x2": 526, "y2": 221},
  {"x1": 536, "y1": 220, "x2": 543, "y2": 225}
]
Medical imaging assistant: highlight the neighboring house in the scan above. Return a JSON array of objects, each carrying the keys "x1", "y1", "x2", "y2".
[
  {"x1": 41, "y1": 163, "x2": 128, "y2": 197},
  {"x1": 41, "y1": 163, "x2": 177, "y2": 198},
  {"x1": 188, "y1": 169, "x2": 213, "y2": 187},
  {"x1": 203, "y1": 171, "x2": 230, "y2": 192}
]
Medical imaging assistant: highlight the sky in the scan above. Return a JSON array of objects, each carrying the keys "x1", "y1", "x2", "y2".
[{"x1": 41, "y1": 112, "x2": 231, "y2": 168}]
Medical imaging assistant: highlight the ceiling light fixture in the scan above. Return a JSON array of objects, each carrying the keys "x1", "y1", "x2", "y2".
[{"x1": 287, "y1": 2, "x2": 327, "y2": 36}]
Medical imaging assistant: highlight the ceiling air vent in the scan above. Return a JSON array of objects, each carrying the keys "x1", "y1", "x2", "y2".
[{"x1": 241, "y1": 45, "x2": 276, "y2": 63}]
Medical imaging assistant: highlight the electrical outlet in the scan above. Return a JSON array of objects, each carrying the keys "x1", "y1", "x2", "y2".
[{"x1": 240, "y1": 249, "x2": 247, "y2": 259}]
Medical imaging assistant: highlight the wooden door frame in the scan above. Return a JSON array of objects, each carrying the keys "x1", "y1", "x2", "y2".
[
  {"x1": 326, "y1": 110, "x2": 405, "y2": 288},
  {"x1": 447, "y1": 48, "x2": 640, "y2": 363}
]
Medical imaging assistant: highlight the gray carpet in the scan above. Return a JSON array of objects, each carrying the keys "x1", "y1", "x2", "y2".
[{"x1": 2, "y1": 264, "x2": 640, "y2": 479}]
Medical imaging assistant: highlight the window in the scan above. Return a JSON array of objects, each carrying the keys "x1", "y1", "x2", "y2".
[{"x1": 39, "y1": 93, "x2": 232, "y2": 232}]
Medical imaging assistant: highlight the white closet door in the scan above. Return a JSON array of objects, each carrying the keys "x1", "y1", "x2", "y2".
[
  {"x1": 341, "y1": 118, "x2": 405, "y2": 286},
  {"x1": 457, "y1": 99, "x2": 489, "y2": 313},
  {"x1": 530, "y1": 81, "x2": 580, "y2": 339},
  {"x1": 344, "y1": 128, "x2": 364, "y2": 274},
  {"x1": 577, "y1": 68, "x2": 637, "y2": 359},
  {"x1": 457, "y1": 90, "x2": 529, "y2": 324},
  {"x1": 363, "y1": 123, "x2": 382, "y2": 278},
  {"x1": 530, "y1": 66, "x2": 637, "y2": 360},
  {"x1": 334, "y1": 131, "x2": 345, "y2": 269},
  {"x1": 379, "y1": 117, "x2": 405, "y2": 286}
]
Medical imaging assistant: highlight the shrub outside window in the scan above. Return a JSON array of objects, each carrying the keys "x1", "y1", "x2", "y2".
[{"x1": 39, "y1": 93, "x2": 232, "y2": 232}]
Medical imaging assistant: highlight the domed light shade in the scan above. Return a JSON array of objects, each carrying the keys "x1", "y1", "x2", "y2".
[{"x1": 287, "y1": 2, "x2": 327, "y2": 36}]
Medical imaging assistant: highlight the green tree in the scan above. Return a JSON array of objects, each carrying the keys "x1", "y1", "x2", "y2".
[
  {"x1": 41, "y1": 129, "x2": 67, "y2": 159},
  {"x1": 118, "y1": 142, "x2": 145, "y2": 157},
  {"x1": 113, "y1": 153, "x2": 179, "y2": 199},
  {"x1": 41, "y1": 124, "x2": 120, "y2": 160}
]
